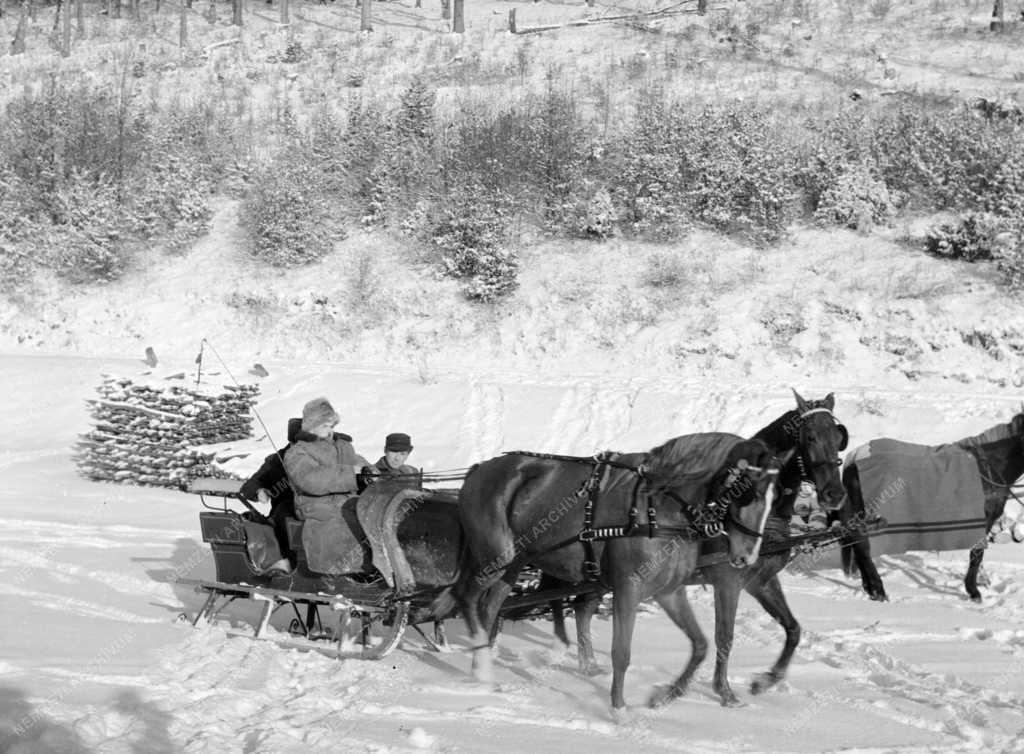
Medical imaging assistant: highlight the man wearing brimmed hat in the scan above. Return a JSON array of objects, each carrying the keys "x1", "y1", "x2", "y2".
[
  {"x1": 369, "y1": 432, "x2": 418, "y2": 478},
  {"x1": 283, "y1": 397, "x2": 369, "y2": 574}
]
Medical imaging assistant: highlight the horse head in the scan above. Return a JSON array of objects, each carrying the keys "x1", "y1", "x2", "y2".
[
  {"x1": 645, "y1": 434, "x2": 786, "y2": 569},
  {"x1": 790, "y1": 390, "x2": 848, "y2": 511},
  {"x1": 712, "y1": 439, "x2": 790, "y2": 568}
]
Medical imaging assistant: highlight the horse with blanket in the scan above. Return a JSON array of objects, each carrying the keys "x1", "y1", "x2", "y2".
[
  {"x1": 432, "y1": 432, "x2": 786, "y2": 714},
  {"x1": 839, "y1": 412, "x2": 1024, "y2": 602}
]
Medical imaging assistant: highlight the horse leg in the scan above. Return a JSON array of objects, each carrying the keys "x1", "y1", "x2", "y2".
[
  {"x1": 609, "y1": 580, "x2": 639, "y2": 713},
  {"x1": 848, "y1": 532, "x2": 887, "y2": 601},
  {"x1": 647, "y1": 588, "x2": 708, "y2": 708},
  {"x1": 842, "y1": 464, "x2": 887, "y2": 601},
  {"x1": 540, "y1": 573, "x2": 571, "y2": 648},
  {"x1": 573, "y1": 591, "x2": 604, "y2": 676},
  {"x1": 746, "y1": 574, "x2": 801, "y2": 694},
  {"x1": 710, "y1": 576, "x2": 743, "y2": 707},
  {"x1": 966, "y1": 502, "x2": 1005, "y2": 601},
  {"x1": 965, "y1": 544, "x2": 986, "y2": 602}
]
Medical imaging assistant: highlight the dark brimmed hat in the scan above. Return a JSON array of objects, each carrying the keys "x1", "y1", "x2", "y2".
[{"x1": 385, "y1": 433, "x2": 412, "y2": 452}]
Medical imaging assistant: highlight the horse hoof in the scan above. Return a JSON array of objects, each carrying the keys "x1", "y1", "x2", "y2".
[
  {"x1": 750, "y1": 672, "x2": 777, "y2": 695},
  {"x1": 579, "y1": 663, "x2": 607, "y2": 677},
  {"x1": 719, "y1": 694, "x2": 744, "y2": 708},
  {"x1": 968, "y1": 593, "x2": 983, "y2": 603},
  {"x1": 647, "y1": 684, "x2": 681, "y2": 708},
  {"x1": 610, "y1": 706, "x2": 633, "y2": 725},
  {"x1": 868, "y1": 591, "x2": 889, "y2": 602}
]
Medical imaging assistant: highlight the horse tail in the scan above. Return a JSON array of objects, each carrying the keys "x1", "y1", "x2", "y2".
[
  {"x1": 428, "y1": 463, "x2": 482, "y2": 619},
  {"x1": 430, "y1": 586, "x2": 458, "y2": 620}
]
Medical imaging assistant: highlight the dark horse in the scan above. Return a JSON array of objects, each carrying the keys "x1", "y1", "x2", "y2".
[
  {"x1": 547, "y1": 390, "x2": 849, "y2": 705},
  {"x1": 434, "y1": 432, "x2": 787, "y2": 712},
  {"x1": 839, "y1": 412, "x2": 1024, "y2": 602}
]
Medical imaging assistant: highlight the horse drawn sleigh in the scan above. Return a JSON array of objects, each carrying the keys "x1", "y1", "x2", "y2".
[{"x1": 177, "y1": 391, "x2": 890, "y2": 710}]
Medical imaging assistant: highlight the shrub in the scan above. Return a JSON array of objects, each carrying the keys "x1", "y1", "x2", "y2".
[
  {"x1": 0, "y1": 170, "x2": 39, "y2": 292},
  {"x1": 132, "y1": 152, "x2": 213, "y2": 250},
  {"x1": 612, "y1": 99, "x2": 801, "y2": 243},
  {"x1": 2, "y1": 78, "x2": 149, "y2": 218},
  {"x1": 642, "y1": 252, "x2": 688, "y2": 288},
  {"x1": 243, "y1": 158, "x2": 339, "y2": 267},
  {"x1": 814, "y1": 164, "x2": 895, "y2": 231},
  {"x1": 924, "y1": 213, "x2": 1016, "y2": 262},
  {"x1": 996, "y1": 236, "x2": 1024, "y2": 290},
  {"x1": 430, "y1": 187, "x2": 518, "y2": 302},
  {"x1": 48, "y1": 172, "x2": 132, "y2": 283}
]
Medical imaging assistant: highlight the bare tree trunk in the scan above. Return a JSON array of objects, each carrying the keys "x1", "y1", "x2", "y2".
[
  {"x1": 113, "y1": 0, "x2": 121, "y2": 19},
  {"x1": 452, "y1": 0, "x2": 463, "y2": 32},
  {"x1": 232, "y1": 0, "x2": 242, "y2": 26},
  {"x1": 440, "y1": 0, "x2": 449, "y2": 20},
  {"x1": 76, "y1": 0, "x2": 85, "y2": 37},
  {"x1": 360, "y1": 0, "x2": 371, "y2": 30},
  {"x1": 179, "y1": 0, "x2": 187, "y2": 45},
  {"x1": 281, "y1": 0, "x2": 289, "y2": 24},
  {"x1": 61, "y1": 0, "x2": 71, "y2": 55},
  {"x1": 11, "y1": 1, "x2": 28, "y2": 54},
  {"x1": 990, "y1": 0, "x2": 1005, "y2": 31},
  {"x1": 697, "y1": 0, "x2": 707, "y2": 14}
]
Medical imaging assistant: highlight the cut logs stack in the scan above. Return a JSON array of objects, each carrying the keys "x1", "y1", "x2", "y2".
[{"x1": 76, "y1": 374, "x2": 260, "y2": 488}]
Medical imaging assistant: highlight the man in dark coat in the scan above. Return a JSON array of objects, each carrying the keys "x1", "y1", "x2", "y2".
[{"x1": 239, "y1": 417, "x2": 304, "y2": 571}]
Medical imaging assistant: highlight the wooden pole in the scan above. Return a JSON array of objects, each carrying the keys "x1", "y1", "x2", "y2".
[
  {"x1": 180, "y1": 0, "x2": 188, "y2": 46},
  {"x1": 508, "y1": 8, "x2": 515, "y2": 33},
  {"x1": 76, "y1": 0, "x2": 84, "y2": 37},
  {"x1": 61, "y1": 0, "x2": 72, "y2": 56},
  {"x1": 453, "y1": 0, "x2": 463, "y2": 32},
  {"x1": 990, "y1": 0, "x2": 1005, "y2": 31},
  {"x1": 281, "y1": 0, "x2": 289, "y2": 24},
  {"x1": 232, "y1": 0, "x2": 242, "y2": 26},
  {"x1": 11, "y1": 1, "x2": 28, "y2": 54},
  {"x1": 440, "y1": 0, "x2": 449, "y2": 21},
  {"x1": 360, "y1": 0, "x2": 371, "y2": 31}
]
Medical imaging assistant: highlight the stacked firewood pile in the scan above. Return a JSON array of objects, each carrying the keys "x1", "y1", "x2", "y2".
[{"x1": 76, "y1": 374, "x2": 259, "y2": 488}]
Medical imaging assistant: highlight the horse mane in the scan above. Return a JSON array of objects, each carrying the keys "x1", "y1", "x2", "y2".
[
  {"x1": 645, "y1": 432, "x2": 743, "y2": 487},
  {"x1": 955, "y1": 411, "x2": 1024, "y2": 451},
  {"x1": 753, "y1": 409, "x2": 800, "y2": 448}
]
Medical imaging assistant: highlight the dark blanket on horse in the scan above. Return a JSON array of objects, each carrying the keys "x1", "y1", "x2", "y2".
[{"x1": 846, "y1": 438, "x2": 987, "y2": 556}]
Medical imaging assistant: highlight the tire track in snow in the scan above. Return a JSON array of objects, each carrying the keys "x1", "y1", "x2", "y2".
[
  {"x1": 454, "y1": 380, "x2": 506, "y2": 465},
  {"x1": 590, "y1": 383, "x2": 640, "y2": 453},
  {"x1": 739, "y1": 605, "x2": 1024, "y2": 750},
  {"x1": 543, "y1": 383, "x2": 597, "y2": 455},
  {"x1": 0, "y1": 545, "x2": 182, "y2": 601}
]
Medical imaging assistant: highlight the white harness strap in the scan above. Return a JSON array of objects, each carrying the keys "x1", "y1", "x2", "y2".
[{"x1": 799, "y1": 407, "x2": 836, "y2": 421}]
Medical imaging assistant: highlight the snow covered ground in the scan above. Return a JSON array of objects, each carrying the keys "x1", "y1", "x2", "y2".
[{"x1": 2, "y1": 353, "x2": 1024, "y2": 754}]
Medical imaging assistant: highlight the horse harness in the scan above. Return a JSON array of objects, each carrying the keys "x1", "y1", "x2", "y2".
[{"x1": 505, "y1": 450, "x2": 771, "y2": 581}]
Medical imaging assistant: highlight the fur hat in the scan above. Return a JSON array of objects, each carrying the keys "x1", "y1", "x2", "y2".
[
  {"x1": 385, "y1": 433, "x2": 413, "y2": 452},
  {"x1": 301, "y1": 398, "x2": 340, "y2": 432}
]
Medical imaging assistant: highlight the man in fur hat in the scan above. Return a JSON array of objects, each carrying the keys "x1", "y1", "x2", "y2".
[{"x1": 283, "y1": 398, "x2": 370, "y2": 574}]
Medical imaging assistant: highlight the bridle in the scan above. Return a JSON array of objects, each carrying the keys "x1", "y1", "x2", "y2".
[
  {"x1": 787, "y1": 406, "x2": 846, "y2": 498},
  {"x1": 659, "y1": 459, "x2": 780, "y2": 539}
]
